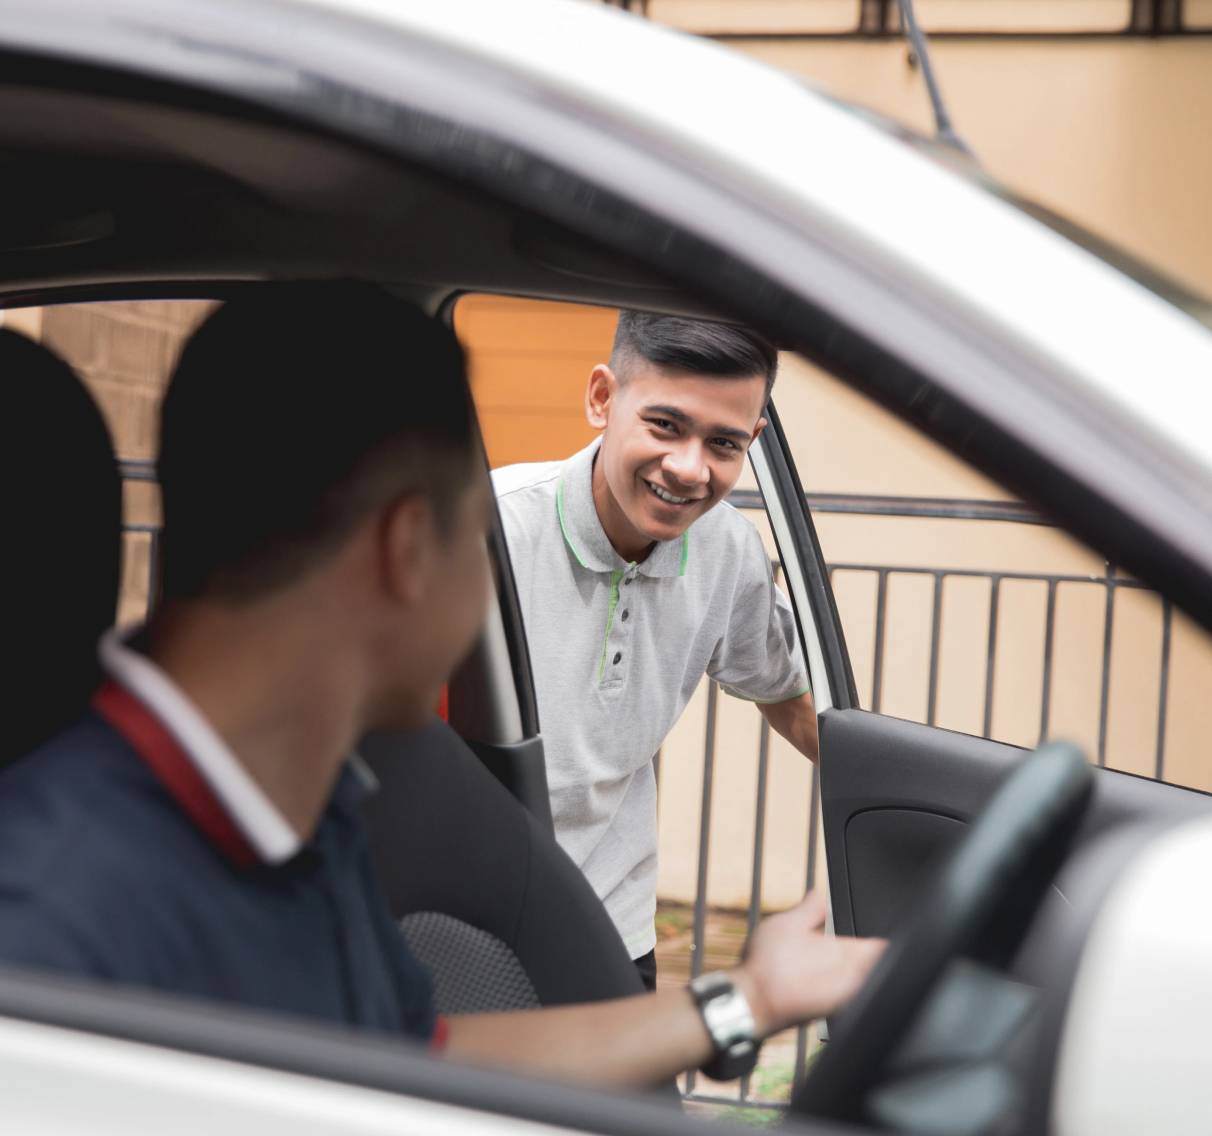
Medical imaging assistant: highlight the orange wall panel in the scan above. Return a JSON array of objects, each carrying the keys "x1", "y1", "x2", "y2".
[{"x1": 456, "y1": 294, "x2": 615, "y2": 468}]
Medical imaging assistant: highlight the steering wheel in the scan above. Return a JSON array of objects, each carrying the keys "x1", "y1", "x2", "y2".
[{"x1": 790, "y1": 741, "x2": 1093, "y2": 1123}]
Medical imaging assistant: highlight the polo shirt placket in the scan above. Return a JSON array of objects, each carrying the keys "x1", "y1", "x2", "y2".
[
  {"x1": 555, "y1": 451, "x2": 691, "y2": 699},
  {"x1": 601, "y1": 562, "x2": 635, "y2": 686}
]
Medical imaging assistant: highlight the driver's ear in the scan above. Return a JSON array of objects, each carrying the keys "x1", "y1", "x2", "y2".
[
  {"x1": 379, "y1": 493, "x2": 436, "y2": 606},
  {"x1": 585, "y1": 364, "x2": 618, "y2": 431},
  {"x1": 750, "y1": 416, "x2": 768, "y2": 446}
]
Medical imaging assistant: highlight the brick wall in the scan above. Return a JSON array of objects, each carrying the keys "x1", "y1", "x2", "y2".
[
  {"x1": 39, "y1": 301, "x2": 215, "y2": 623},
  {"x1": 40, "y1": 301, "x2": 215, "y2": 460}
]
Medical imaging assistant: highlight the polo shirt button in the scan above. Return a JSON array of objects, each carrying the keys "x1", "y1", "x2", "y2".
[
  {"x1": 613, "y1": 652, "x2": 622, "y2": 665},
  {"x1": 621, "y1": 610, "x2": 630, "y2": 622}
]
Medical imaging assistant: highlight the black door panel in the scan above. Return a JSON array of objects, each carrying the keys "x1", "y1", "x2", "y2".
[
  {"x1": 844, "y1": 808, "x2": 966, "y2": 937},
  {"x1": 821, "y1": 707, "x2": 1212, "y2": 944}
]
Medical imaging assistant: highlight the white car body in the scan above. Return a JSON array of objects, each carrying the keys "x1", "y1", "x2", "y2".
[{"x1": 0, "y1": 1, "x2": 1210, "y2": 1133}]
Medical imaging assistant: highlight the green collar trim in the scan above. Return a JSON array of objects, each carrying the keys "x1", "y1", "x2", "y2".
[
  {"x1": 678, "y1": 531, "x2": 690, "y2": 577},
  {"x1": 556, "y1": 475, "x2": 589, "y2": 570}
]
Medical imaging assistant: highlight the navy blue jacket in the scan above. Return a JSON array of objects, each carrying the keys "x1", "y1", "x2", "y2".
[{"x1": 0, "y1": 712, "x2": 437, "y2": 1039}]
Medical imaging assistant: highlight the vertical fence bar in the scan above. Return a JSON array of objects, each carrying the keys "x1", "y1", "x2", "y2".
[
  {"x1": 926, "y1": 573, "x2": 944, "y2": 727},
  {"x1": 739, "y1": 717, "x2": 772, "y2": 1102},
  {"x1": 871, "y1": 569, "x2": 889, "y2": 713},
  {"x1": 793, "y1": 762, "x2": 822, "y2": 1090},
  {"x1": 147, "y1": 529, "x2": 161, "y2": 621},
  {"x1": 982, "y1": 576, "x2": 1001, "y2": 739},
  {"x1": 1156, "y1": 599, "x2": 1173, "y2": 782},
  {"x1": 745, "y1": 722, "x2": 771, "y2": 941},
  {"x1": 685, "y1": 681, "x2": 719, "y2": 1098},
  {"x1": 1038, "y1": 580, "x2": 1058, "y2": 744},
  {"x1": 1097, "y1": 568, "x2": 1117, "y2": 767}
]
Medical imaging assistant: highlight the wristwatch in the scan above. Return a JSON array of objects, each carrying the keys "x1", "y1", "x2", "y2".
[{"x1": 689, "y1": 971, "x2": 761, "y2": 1081}]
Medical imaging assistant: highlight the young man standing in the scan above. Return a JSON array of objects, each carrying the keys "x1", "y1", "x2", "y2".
[
  {"x1": 0, "y1": 289, "x2": 878, "y2": 1090},
  {"x1": 495, "y1": 312, "x2": 819, "y2": 988}
]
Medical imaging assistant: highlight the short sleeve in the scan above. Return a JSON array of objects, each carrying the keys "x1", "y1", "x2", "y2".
[{"x1": 707, "y1": 523, "x2": 810, "y2": 704}]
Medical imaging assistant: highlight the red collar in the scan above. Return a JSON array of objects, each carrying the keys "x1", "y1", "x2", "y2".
[{"x1": 93, "y1": 679, "x2": 260, "y2": 869}]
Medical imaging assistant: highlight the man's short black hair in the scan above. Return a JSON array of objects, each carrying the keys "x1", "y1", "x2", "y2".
[
  {"x1": 159, "y1": 285, "x2": 475, "y2": 601},
  {"x1": 610, "y1": 311, "x2": 778, "y2": 399}
]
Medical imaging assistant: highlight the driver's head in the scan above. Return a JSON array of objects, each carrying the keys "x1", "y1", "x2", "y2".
[{"x1": 158, "y1": 285, "x2": 489, "y2": 722}]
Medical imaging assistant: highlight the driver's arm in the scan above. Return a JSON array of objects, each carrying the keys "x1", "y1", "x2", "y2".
[
  {"x1": 759, "y1": 689, "x2": 819, "y2": 763},
  {"x1": 442, "y1": 891, "x2": 882, "y2": 1088}
]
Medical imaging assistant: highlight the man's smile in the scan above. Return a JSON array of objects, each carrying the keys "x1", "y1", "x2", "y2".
[{"x1": 644, "y1": 479, "x2": 706, "y2": 507}]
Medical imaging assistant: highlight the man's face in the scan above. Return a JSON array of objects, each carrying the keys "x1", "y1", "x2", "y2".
[{"x1": 588, "y1": 361, "x2": 767, "y2": 559}]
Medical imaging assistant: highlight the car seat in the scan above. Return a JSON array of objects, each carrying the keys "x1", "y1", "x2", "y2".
[
  {"x1": 360, "y1": 720, "x2": 648, "y2": 1013},
  {"x1": 0, "y1": 329, "x2": 121, "y2": 764}
]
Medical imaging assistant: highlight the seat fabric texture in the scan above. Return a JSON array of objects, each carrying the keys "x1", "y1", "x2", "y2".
[
  {"x1": 400, "y1": 910, "x2": 540, "y2": 1013},
  {"x1": 361, "y1": 720, "x2": 645, "y2": 1011}
]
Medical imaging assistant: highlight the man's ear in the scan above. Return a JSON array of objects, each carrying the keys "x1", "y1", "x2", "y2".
[
  {"x1": 379, "y1": 493, "x2": 436, "y2": 606},
  {"x1": 585, "y1": 364, "x2": 618, "y2": 431},
  {"x1": 750, "y1": 416, "x2": 768, "y2": 446}
]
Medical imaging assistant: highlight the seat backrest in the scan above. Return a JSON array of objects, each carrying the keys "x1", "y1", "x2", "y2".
[
  {"x1": 0, "y1": 329, "x2": 121, "y2": 764},
  {"x1": 361, "y1": 720, "x2": 646, "y2": 1011}
]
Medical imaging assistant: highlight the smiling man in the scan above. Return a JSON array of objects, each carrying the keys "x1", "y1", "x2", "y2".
[{"x1": 494, "y1": 311, "x2": 818, "y2": 987}]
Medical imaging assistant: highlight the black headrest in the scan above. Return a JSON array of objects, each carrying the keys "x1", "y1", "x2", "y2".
[{"x1": 0, "y1": 329, "x2": 121, "y2": 763}]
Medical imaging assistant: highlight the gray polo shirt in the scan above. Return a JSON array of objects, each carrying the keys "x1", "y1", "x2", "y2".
[{"x1": 493, "y1": 439, "x2": 809, "y2": 957}]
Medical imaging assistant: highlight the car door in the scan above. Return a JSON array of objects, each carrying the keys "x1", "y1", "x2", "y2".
[{"x1": 753, "y1": 357, "x2": 1212, "y2": 956}]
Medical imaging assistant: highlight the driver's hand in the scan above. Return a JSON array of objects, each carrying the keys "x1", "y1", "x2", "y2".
[{"x1": 733, "y1": 890, "x2": 884, "y2": 1037}]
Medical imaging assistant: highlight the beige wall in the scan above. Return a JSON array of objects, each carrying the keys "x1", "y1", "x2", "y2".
[
  {"x1": 454, "y1": 296, "x2": 611, "y2": 466},
  {"x1": 740, "y1": 37, "x2": 1212, "y2": 296}
]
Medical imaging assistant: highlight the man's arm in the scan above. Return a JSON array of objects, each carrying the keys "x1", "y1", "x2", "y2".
[
  {"x1": 759, "y1": 689, "x2": 819, "y2": 763},
  {"x1": 442, "y1": 891, "x2": 880, "y2": 1088}
]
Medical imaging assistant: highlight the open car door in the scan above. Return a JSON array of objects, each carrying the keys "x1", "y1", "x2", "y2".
[{"x1": 752, "y1": 369, "x2": 1212, "y2": 1130}]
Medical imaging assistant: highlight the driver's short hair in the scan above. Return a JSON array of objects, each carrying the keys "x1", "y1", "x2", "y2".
[{"x1": 159, "y1": 284, "x2": 475, "y2": 602}]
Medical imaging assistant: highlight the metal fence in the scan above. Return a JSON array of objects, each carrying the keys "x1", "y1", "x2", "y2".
[
  {"x1": 596, "y1": 0, "x2": 1211, "y2": 38},
  {"x1": 676, "y1": 675, "x2": 821, "y2": 1112},
  {"x1": 732, "y1": 488, "x2": 1176, "y2": 770}
]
